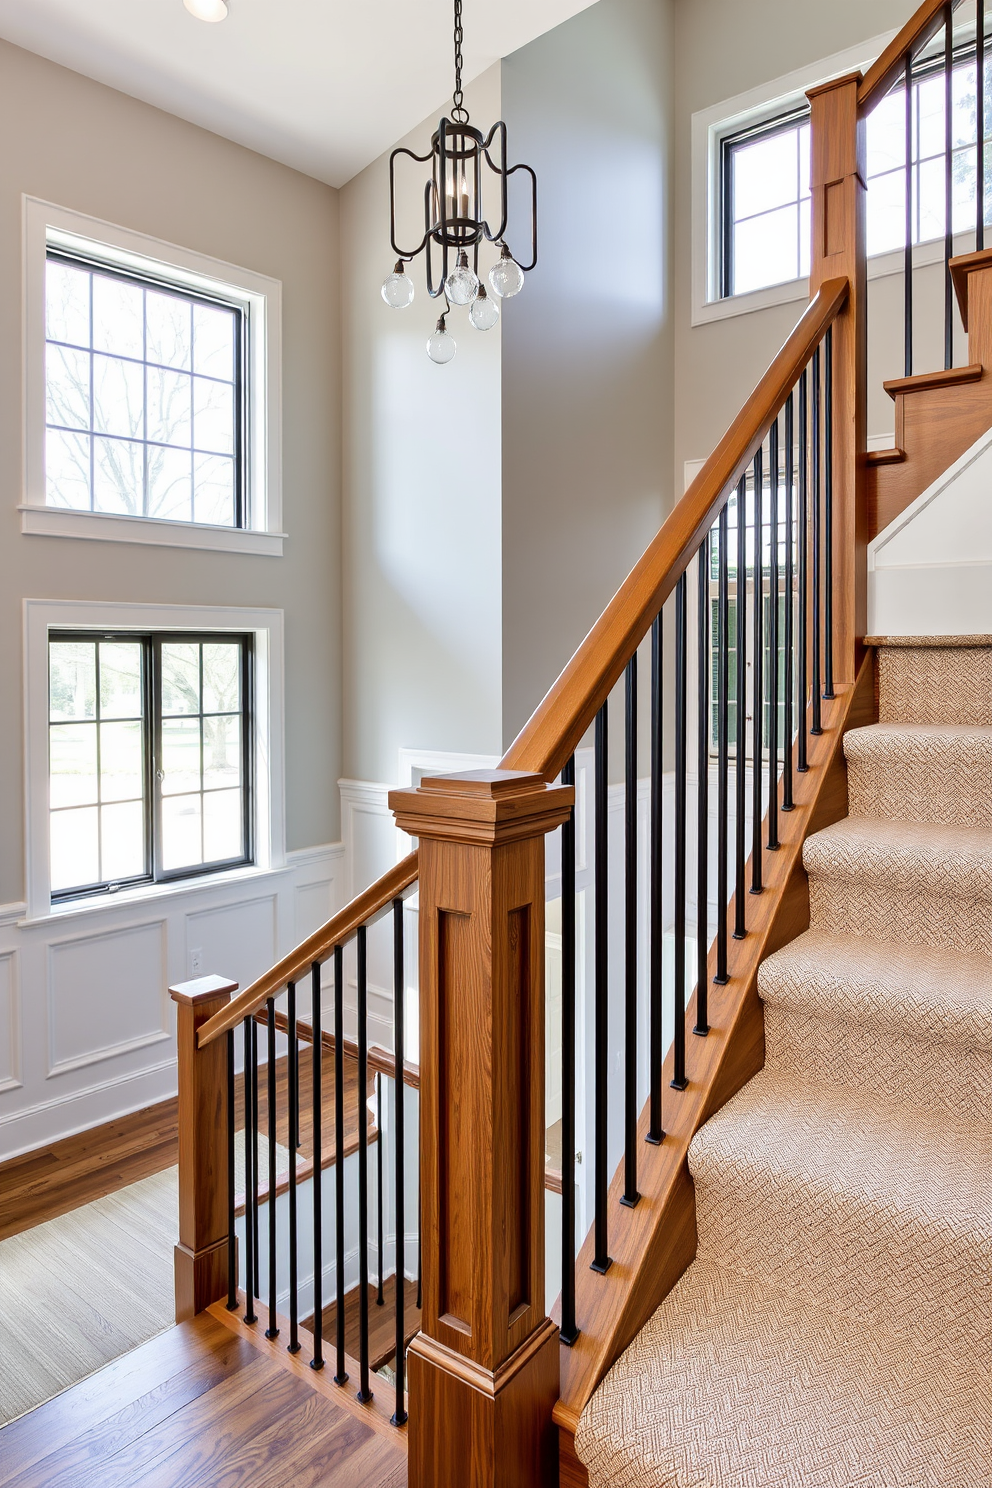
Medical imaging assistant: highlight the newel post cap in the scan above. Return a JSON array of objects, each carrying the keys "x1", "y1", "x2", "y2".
[
  {"x1": 169, "y1": 974, "x2": 239, "y2": 1007},
  {"x1": 389, "y1": 768, "x2": 573, "y2": 846}
]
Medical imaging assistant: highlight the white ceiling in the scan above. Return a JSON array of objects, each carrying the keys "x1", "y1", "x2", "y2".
[{"x1": 0, "y1": 0, "x2": 598, "y2": 187}]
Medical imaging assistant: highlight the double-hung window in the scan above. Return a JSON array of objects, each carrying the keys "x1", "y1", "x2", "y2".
[
  {"x1": 48, "y1": 633, "x2": 253, "y2": 901},
  {"x1": 721, "y1": 110, "x2": 812, "y2": 297}
]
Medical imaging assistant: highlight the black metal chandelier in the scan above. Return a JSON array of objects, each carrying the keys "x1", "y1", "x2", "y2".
[{"x1": 381, "y1": 0, "x2": 537, "y2": 363}]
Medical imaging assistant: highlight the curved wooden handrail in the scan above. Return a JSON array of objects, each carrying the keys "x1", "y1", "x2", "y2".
[
  {"x1": 500, "y1": 275, "x2": 850, "y2": 783},
  {"x1": 858, "y1": 0, "x2": 960, "y2": 115},
  {"x1": 197, "y1": 851, "x2": 419, "y2": 1047}
]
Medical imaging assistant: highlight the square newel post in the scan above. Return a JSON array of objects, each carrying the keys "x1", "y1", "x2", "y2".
[
  {"x1": 807, "y1": 70, "x2": 868, "y2": 686},
  {"x1": 389, "y1": 769, "x2": 574, "y2": 1488},
  {"x1": 170, "y1": 973, "x2": 238, "y2": 1323}
]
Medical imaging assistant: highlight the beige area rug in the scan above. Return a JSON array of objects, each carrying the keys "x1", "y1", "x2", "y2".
[{"x1": 0, "y1": 1137, "x2": 290, "y2": 1426}]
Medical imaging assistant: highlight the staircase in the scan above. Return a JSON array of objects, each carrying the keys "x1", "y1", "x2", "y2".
[{"x1": 574, "y1": 637, "x2": 992, "y2": 1486}]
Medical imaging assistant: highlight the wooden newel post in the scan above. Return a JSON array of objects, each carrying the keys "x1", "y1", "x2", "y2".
[
  {"x1": 389, "y1": 769, "x2": 574, "y2": 1488},
  {"x1": 807, "y1": 70, "x2": 868, "y2": 685},
  {"x1": 169, "y1": 973, "x2": 238, "y2": 1324}
]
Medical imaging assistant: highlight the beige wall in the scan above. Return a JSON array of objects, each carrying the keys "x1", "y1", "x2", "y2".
[{"x1": 0, "y1": 38, "x2": 342, "y2": 904}]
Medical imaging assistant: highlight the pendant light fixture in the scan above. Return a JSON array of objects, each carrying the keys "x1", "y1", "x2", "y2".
[
  {"x1": 183, "y1": 0, "x2": 230, "y2": 20},
  {"x1": 381, "y1": 0, "x2": 537, "y2": 363}
]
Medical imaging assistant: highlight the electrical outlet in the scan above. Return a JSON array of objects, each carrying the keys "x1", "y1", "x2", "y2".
[{"x1": 189, "y1": 947, "x2": 204, "y2": 975}]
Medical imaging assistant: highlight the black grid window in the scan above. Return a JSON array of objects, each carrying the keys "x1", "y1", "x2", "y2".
[
  {"x1": 721, "y1": 108, "x2": 811, "y2": 299},
  {"x1": 44, "y1": 253, "x2": 245, "y2": 527},
  {"x1": 49, "y1": 632, "x2": 253, "y2": 901}
]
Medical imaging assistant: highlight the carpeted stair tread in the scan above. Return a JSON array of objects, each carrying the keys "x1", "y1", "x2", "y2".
[
  {"x1": 804, "y1": 816, "x2": 992, "y2": 896},
  {"x1": 758, "y1": 929, "x2": 992, "y2": 1052},
  {"x1": 844, "y1": 722, "x2": 992, "y2": 826}
]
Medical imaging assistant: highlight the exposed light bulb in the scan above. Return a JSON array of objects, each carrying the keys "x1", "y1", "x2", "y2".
[
  {"x1": 444, "y1": 250, "x2": 479, "y2": 307},
  {"x1": 427, "y1": 315, "x2": 456, "y2": 365},
  {"x1": 469, "y1": 285, "x2": 500, "y2": 331},
  {"x1": 489, "y1": 244, "x2": 524, "y2": 299},
  {"x1": 381, "y1": 261, "x2": 415, "y2": 309},
  {"x1": 183, "y1": 0, "x2": 229, "y2": 21}
]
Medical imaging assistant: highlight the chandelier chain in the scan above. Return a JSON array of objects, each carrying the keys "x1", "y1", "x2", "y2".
[{"x1": 451, "y1": 0, "x2": 468, "y2": 122}]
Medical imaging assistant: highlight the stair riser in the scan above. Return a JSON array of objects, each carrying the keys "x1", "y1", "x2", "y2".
[
  {"x1": 763, "y1": 1005, "x2": 991, "y2": 1123},
  {"x1": 847, "y1": 756, "x2": 992, "y2": 828},
  {"x1": 878, "y1": 646, "x2": 992, "y2": 725},
  {"x1": 809, "y1": 877, "x2": 992, "y2": 955}
]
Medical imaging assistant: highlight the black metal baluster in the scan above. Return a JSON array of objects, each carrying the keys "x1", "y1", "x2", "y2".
[
  {"x1": 287, "y1": 981, "x2": 300, "y2": 1354},
  {"x1": 357, "y1": 927, "x2": 373, "y2": 1401},
  {"x1": 622, "y1": 657, "x2": 639, "y2": 1208},
  {"x1": 672, "y1": 573, "x2": 689, "y2": 1092},
  {"x1": 560, "y1": 756, "x2": 580, "y2": 1338},
  {"x1": 980, "y1": 0, "x2": 986, "y2": 252},
  {"x1": 768, "y1": 416, "x2": 780, "y2": 850},
  {"x1": 266, "y1": 997, "x2": 279, "y2": 1340},
  {"x1": 751, "y1": 446, "x2": 764, "y2": 893},
  {"x1": 715, "y1": 505, "x2": 730, "y2": 985},
  {"x1": 251, "y1": 1016, "x2": 260, "y2": 1300},
  {"x1": 227, "y1": 1029, "x2": 237, "y2": 1310},
  {"x1": 695, "y1": 540, "x2": 710, "y2": 1035},
  {"x1": 783, "y1": 394, "x2": 795, "y2": 812},
  {"x1": 647, "y1": 613, "x2": 665, "y2": 1143},
  {"x1": 376, "y1": 1073, "x2": 385, "y2": 1306},
  {"x1": 905, "y1": 51, "x2": 914, "y2": 377},
  {"x1": 798, "y1": 368, "x2": 810, "y2": 769},
  {"x1": 333, "y1": 946, "x2": 348, "y2": 1386},
  {"x1": 391, "y1": 898, "x2": 408, "y2": 1422},
  {"x1": 310, "y1": 961, "x2": 323, "y2": 1371},
  {"x1": 734, "y1": 477, "x2": 748, "y2": 937},
  {"x1": 945, "y1": 2, "x2": 954, "y2": 370},
  {"x1": 591, "y1": 703, "x2": 611, "y2": 1273},
  {"x1": 811, "y1": 349, "x2": 822, "y2": 736},
  {"x1": 243, "y1": 1017, "x2": 257, "y2": 1324}
]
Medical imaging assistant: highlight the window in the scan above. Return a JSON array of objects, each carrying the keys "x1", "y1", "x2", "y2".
[
  {"x1": 721, "y1": 110, "x2": 811, "y2": 297},
  {"x1": 45, "y1": 256, "x2": 243, "y2": 526},
  {"x1": 48, "y1": 632, "x2": 253, "y2": 901}
]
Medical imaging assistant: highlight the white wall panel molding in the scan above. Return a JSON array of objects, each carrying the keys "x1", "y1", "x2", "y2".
[
  {"x1": 0, "y1": 952, "x2": 21, "y2": 1094},
  {"x1": 47, "y1": 919, "x2": 169, "y2": 1078}
]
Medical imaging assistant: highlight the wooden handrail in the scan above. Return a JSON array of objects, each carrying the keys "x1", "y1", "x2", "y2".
[
  {"x1": 196, "y1": 851, "x2": 419, "y2": 1048},
  {"x1": 500, "y1": 275, "x2": 850, "y2": 783},
  {"x1": 858, "y1": 0, "x2": 958, "y2": 114}
]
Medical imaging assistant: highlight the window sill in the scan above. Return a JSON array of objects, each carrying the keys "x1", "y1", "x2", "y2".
[
  {"x1": 19, "y1": 862, "x2": 287, "y2": 929},
  {"x1": 20, "y1": 504, "x2": 285, "y2": 556}
]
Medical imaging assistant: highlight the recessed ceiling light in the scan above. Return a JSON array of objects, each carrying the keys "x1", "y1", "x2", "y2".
[{"x1": 183, "y1": 0, "x2": 229, "y2": 21}]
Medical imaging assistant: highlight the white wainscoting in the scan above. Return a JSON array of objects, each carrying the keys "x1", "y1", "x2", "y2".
[{"x1": 0, "y1": 842, "x2": 344, "y2": 1163}]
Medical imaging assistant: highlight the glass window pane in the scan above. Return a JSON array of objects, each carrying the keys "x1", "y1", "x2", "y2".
[
  {"x1": 193, "y1": 304, "x2": 235, "y2": 380},
  {"x1": 734, "y1": 203, "x2": 799, "y2": 294},
  {"x1": 50, "y1": 642, "x2": 96, "y2": 721},
  {"x1": 917, "y1": 73, "x2": 945, "y2": 160},
  {"x1": 92, "y1": 274, "x2": 143, "y2": 359},
  {"x1": 100, "y1": 800, "x2": 145, "y2": 881},
  {"x1": 147, "y1": 446, "x2": 193, "y2": 522},
  {"x1": 204, "y1": 715, "x2": 241, "y2": 790},
  {"x1": 146, "y1": 291, "x2": 192, "y2": 370},
  {"x1": 952, "y1": 61, "x2": 977, "y2": 149},
  {"x1": 952, "y1": 146, "x2": 978, "y2": 235},
  {"x1": 147, "y1": 367, "x2": 192, "y2": 447},
  {"x1": 93, "y1": 354, "x2": 144, "y2": 438},
  {"x1": 100, "y1": 719, "x2": 144, "y2": 802},
  {"x1": 203, "y1": 788, "x2": 242, "y2": 863},
  {"x1": 46, "y1": 344, "x2": 90, "y2": 430},
  {"x1": 93, "y1": 436, "x2": 143, "y2": 515},
  {"x1": 99, "y1": 641, "x2": 142, "y2": 718},
  {"x1": 193, "y1": 454, "x2": 235, "y2": 526},
  {"x1": 799, "y1": 199, "x2": 811, "y2": 279},
  {"x1": 46, "y1": 429, "x2": 91, "y2": 510},
  {"x1": 193, "y1": 378, "x2": 235, "y2": 455},
  {"x1": 162, "y1": 717, "x2": 202, "y2": 795},
  {"x1": 867, "y1": 168, "x2": 907, "y2": 256},
  {"x1": 798, "y1": 122, "x2": 810, "y2": 198},
  {"x1": 162, "y1": 793, "x2": 203, "y2": 870},
  {"x1": 51, "y1": 806, "x2": 100, "y2": 892},
  {"x1": 47, "y1": 261, "x2": 91, "y2": 347},
  {"x1": 733, "y1": 127, "x2": 799, "y2": 219},
  {"x1": 50, "y1": 723, "x2": 98, "y2": 807},
  {"x1": 161, "y1": 643, "x2": 200, "y2": 714},
  {"x1": 867, "y1": 90, "x2": 906, "y2": 178},
  {"x1": 918, "y1": 153, "x2": 947, "y2": 242},
  {"x1": 202, "y1": 644, "x2": 240, "y2": 713}
]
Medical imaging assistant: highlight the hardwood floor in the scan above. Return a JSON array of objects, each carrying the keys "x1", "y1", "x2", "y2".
[
  {"x1": 0, "y1": 1310, "x2": 407, "y2": 1488},
  {"x1": 302, "y1": 1277, "x2": 422, "y2": 1374}
]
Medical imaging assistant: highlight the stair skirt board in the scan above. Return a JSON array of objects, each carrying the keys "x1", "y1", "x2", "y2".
[{"x1": 574, "y1": 642, "x2": 992, "y2": 1488}]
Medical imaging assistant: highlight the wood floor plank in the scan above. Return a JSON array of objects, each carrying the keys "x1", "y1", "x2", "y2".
[{"x1": 302, "y1": 1277, "x2": 421, "y2": 1373}]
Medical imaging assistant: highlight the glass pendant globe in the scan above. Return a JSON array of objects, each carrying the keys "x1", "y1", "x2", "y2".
[
  {"x1": 444, "y1": 252, "x2": 479, "y2": 307},
  {"x1": 469, "y1": 287, "x2": 500, "y2": 331},
  {"x1": 184, "y1": 0, "x2": 229, "y2": 20},
  {"x1": 427, "y1": 320, "x2": 456, "y2": 364},
  {"x1": 489, "y1": 249, "x2": 524, "y2": 299},
  {"x1": 381, "y1": 263, "x2": 414, "y2": 309}
]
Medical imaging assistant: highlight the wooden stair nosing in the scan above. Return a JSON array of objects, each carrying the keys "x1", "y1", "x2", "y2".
[{"x1": 882, "y1": 362, "x2": 983, "y2": 399}]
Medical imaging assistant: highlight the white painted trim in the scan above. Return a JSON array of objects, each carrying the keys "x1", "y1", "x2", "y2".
[
  {"x1": 19, "y1": 505, "x2": 285, "y2": 555},
  {"x1": 285, "y1": 841, "x2": 345, "y2": 869},
  {"x1": 0, "y1": 950, "x2": 21, "y2": 1095},
  {"x1": 23, "y1": 598, "x2": 285, "y2": 920},
  {"x1": 395, "y1": 747, "x2": 500, "y2": 787},
  {"x1": 22, "y1": 196, "x2": 283, "y2": 547},
  {"x1": 0, "y1": 1053, "x2": 178, "y2": 1141},
  {"x1": 45, "y1": 916, "x2": 170, "y2": 1078}
]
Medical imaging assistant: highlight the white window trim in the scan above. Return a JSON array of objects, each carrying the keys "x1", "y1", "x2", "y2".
[
  {"x1": 691, "y1": 31, "x2": 900, "y2": 326},
  {"x1": 21, "y1": 197, "x2": 284, "y2": 556},
  {"x1": 23, "y1": 598, "x2": 286, "y2": 923}
]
